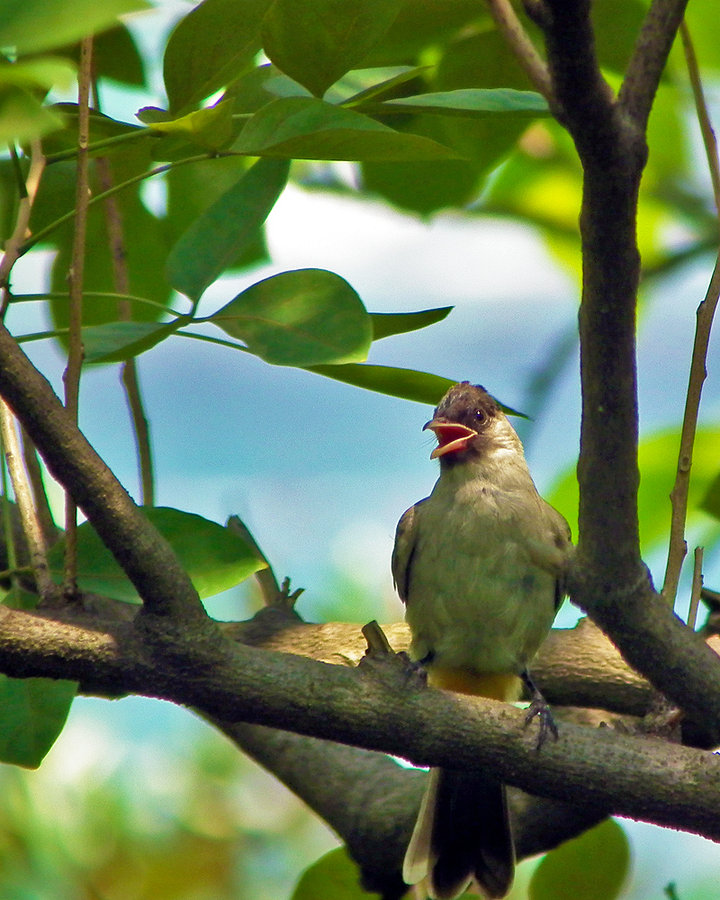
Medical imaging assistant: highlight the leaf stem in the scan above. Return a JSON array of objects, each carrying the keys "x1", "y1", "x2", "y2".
[{"x1": 20, "y1": 154, "x2": 219, "y2": 255}]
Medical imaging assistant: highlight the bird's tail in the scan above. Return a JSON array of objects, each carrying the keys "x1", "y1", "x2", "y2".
[{"x1": 403, "y1": 766, "x2": 514, "y2": 900}]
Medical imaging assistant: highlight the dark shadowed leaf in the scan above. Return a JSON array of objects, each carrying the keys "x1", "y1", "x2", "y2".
[
  {"x1": 0, "y1": 676, "x2": 78, "y2": 768},
  {"x1": 166, "y1": 158, "x2": 290, "y2": 300},
  {"x1": 262, "y1": 0, "x2": 403, "y2": 98},
  {"x1": 307, "y1": 363, "x2": 458, "y2": 404},
  {"x1": 82, "y1": 320, "x2": 186, "y2": 364},
  {"x1": 163, "y1": 0, "x2": 272, "y2": 113},
  {"x1": 47, "y1": 508, "x2": 266, "y2": 603},
  {"x1": 233, "y1": 97, "x2": 458, "y2": 161},
  {"x1": 307, "y1": 362, "x2": 525, "y2": 414},
  {"x1": 212, "y1": 268, "x2": 372, "y2": 366}
]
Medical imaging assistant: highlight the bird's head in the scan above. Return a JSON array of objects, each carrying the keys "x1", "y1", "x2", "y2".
[{"x1": 424, "y1": 382, "x2": 521, "y2": 467}]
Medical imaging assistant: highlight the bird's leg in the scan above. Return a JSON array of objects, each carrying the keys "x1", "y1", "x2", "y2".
[{"x1": 521, "y1": 669, "x2": 558, "y2": 749}]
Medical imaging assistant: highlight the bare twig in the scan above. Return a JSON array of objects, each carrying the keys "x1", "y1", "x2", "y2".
[
  {"x1": 95, "y1": 152, "x2": 155, "y2": 505},
  {"x1": 63, "y1": 36, "x2": 94, "y2": 598},
  {"x1": 661, "y1": 259, "x2": 720, "y2": 606},
  {"x1": 485, "y1": 0, "x2": 555, "y2": 102},
  {"x1": 687, "y1": 547, "x2": 704, "y2": 631},
  {"x1": 680, "y1": 20, "x2": 720, "y2": 212},
  {"x1": 0, "y1": 402, "x2": 57, "y2": 600},
  {"x1": 226, "y1": 514, "x2": 281, "y2": 604},
  {"x1": 0, "y1": 142, "x2": 45, "y2": 305},
  {"x1": 20, "y1": 426, "x2": 57, "y2": 547}
]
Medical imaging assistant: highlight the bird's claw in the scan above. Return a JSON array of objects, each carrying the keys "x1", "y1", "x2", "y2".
[{"x1": 524, "y1": 695, "x2": 558, "y2": 750}]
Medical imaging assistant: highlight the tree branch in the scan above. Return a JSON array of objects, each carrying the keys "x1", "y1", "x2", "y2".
[
  {"x1": 619, "y1": 0, "x2": 690, "y2": 129},
  {"x1": 0, "y1": 603, "x2": 719, "y2": 844}
]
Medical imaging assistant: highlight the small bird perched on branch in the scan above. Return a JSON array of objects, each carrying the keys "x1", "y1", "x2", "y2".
[{"x1": 392, "y1": 382, "x2": 571, "y2": 899}]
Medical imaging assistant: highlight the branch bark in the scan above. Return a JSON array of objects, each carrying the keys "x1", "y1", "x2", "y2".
[{"x1": 530, "y1": 0, "x2": 720, "y2": 741}]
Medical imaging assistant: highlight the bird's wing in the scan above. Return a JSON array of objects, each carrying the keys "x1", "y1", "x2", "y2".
[{"x1": 391, "y1": 500, "x2": 424, "y2": 605}]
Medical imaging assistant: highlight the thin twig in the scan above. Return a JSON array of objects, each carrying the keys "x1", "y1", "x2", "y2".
[
  {"x1": 485, "y1": 0, "x2": 555, "y2": 103},
  {"x1": 661, "y1": 256, "x2": 720, "y2": 604},
  {"x1": 63, "y1": 36, "x2": 93, "y2": 598},
  {"x1": 0, "y1": 401, "x2": 57, "y2": 601},
  {"x1": 661, "y1": 23, "x2": 720, "y2": 604},
  {"x1": 95, "y1": 150, "x2": 155, "y2": 505},
  {"x1": 0, "y1": 141, "x2": 46, "y2": 305},
  {"x1": 687, "y1": 547, "x2": 704, "y2": 631},
  {"x1": 680, "y1": 19, "x2": 720, "y2": 214},
  {"x1": 20, "y1": 426, "x2": 57, "y2": 547}
]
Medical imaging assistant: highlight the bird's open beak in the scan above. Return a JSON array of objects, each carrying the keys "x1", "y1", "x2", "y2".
[{"x1": 424, "y1": 419, "x2": 478, "y2": 459}]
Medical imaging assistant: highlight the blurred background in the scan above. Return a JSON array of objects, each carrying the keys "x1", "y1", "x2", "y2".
[{"x1": 2, "y1": 1, "x2": 720, "y2": 897}]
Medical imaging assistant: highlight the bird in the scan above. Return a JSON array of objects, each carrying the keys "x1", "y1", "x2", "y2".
[{"x1": 392, "y1": 381, "x2": 571, "y2": 899}]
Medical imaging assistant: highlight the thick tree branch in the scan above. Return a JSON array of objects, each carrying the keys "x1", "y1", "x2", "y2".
[{"x1": 0, "y1": 603, "x2": 719, "y2": 843}]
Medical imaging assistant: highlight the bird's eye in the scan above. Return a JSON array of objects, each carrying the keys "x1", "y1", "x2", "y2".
[{"x1": 474, "y1": 409, "x2": 486, "y2": 423}]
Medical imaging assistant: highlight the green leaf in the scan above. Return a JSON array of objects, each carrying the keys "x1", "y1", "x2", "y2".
[
  {"x1": 233, "y1": 97, "x2": 459, "y2": 161},
  {"x1": 0, "y1": 85, "x2": 65, "y2": 144},
  {"x1": 530, "y1": 819, "x2": 630, "y2": 900},
  {"x1": 82, "y1": 320, "x2": 186, "y2": 365},
  {"x1": 166, "y1": 158, "x2": 290, "y2": 301},
  {"x1": 47, "y1": 508, "x2": 266, "y2": 604},
  {"x1": 0, "y1": 0, "x2": 149, "y2": 55},
  {"x1": 701, "y1": 471, "x2": 720, "y2": 520},
  {"x1": 163, "y1": 0, "x2": 272, "y2": 114},
  {"x1": 0, "y1": 57, "x2": 76, "y2": 92},
  {"x1": 307, "y1": 363, "x2": 459, "y2": 404},
  {"x1": 146, "y1": 97, "x2": 236, "y2": 150},
  {"x1": 379, "y1": 88, "x2": 550, "y2": 118},
  {"x1": 307, "y1": 363, "x2": 524, "y2": 415},
  {"x1": 339, "y1": 65, "x2": 431, "y2": 107},
  {"x1": 547, "y1": 428, "x2": 720, "y2": 552},
  {"x1": 370, "y1": 306, "x2": 453, "y2": 340},
  {"x1": 0, "y1": 676, "x2": 78, "y2": 768},
  {"x1": 292, "y1": 847, "x2": 381, "y2": 899},
  {"x1": 262, "y1": 0, "x2": 403, "y2": 98},
  {"x1": 212, "y1": 268, "x2": 372, "y2": 367}
]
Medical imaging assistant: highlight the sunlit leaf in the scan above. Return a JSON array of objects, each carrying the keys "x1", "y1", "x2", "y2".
[
  {"x1": 166, "y1": 158, "x2": 290, "y2": 300},
  {"x1": 233, "y1": 97, "x2": 458, "y2": 161},
  {"x1": 0, "y1": 58, "x2": 76, "y2": 92},
  {"x1": 47, "y1": 508, "x2": 266, "y2": 604},
  {"x1": 263, "y1": 0, "x2": 403, "y2": 98},
  {"x1": 0, "y1": 86, "x2": 65, "y2": 144},
  {"x1": 0, "y1": 676, "x2": 78, "y2": 768},
  {"x1": 146, "y1": 97, "x2": 235, "y2": 150},
  {"x1": 0, "y1": 0, "x2": 149, "y2": 55},
  {"x1": 212, "y1": 268, "x2": 372, "y2": 366},
  {"x1": 530, "y1": 819, "x2": 630, "y2": 900}
]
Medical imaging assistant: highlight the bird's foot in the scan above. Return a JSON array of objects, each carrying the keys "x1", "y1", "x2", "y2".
[
  {"x1": 521, "y1": 670, "x2": 558, "y2": 750},
  {"x1": 359, "y1": 621, "x2": 427, "y2": 689}
]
